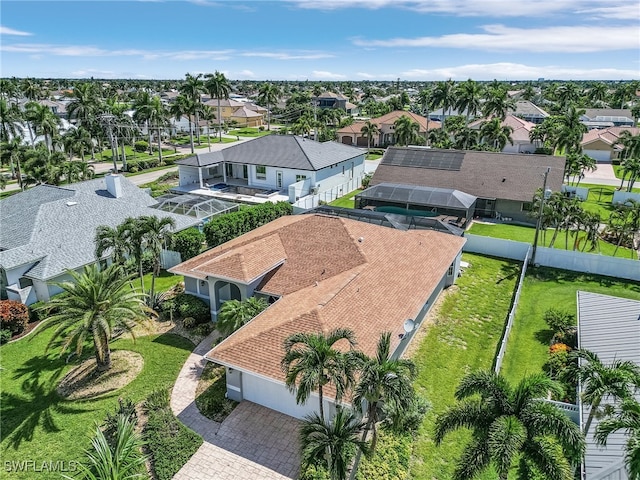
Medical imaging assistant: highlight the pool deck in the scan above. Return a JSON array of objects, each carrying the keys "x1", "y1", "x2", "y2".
[{"x1": 171, "y1": 184, "x2": 290, "y2": 205}]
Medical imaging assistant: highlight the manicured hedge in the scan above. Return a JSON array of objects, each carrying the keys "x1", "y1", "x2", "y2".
[
  {"x1": 0, "y1": 300, "x2": 29, "y2": 335},
  {"x1": 172, "y1": 228, "x2": 205, "y2": 261},
  {"x1": 203, "y1": 201, "x2": 293, "y2": 247},
  {"x1": 144, "y1": 389, "x2": 203, "y2": 480}
]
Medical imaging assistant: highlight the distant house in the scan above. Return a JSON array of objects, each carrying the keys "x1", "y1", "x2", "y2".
[
  {"x1": 0, "y1": 175, "x2": 199, "y2": 305},
  {"x1": 203, "y1": 98, "x2": 265, "y2": 128},
  {"x1": 469, "y1": 114, "x2": 537, "y2": 154},
  {"x1": 510, "y1": 100, "x2": 549, "y2": 125},
  {"x1": 577, "y1": 291, "x2": 640, "y2": 480},
  {"x1": 313, "y1": 92, "x2": 358, "y2": 115},
  {"x1": 175, "y1": 135, "x2": 366, "y2": 202},
  {"x1": 370, "y1": 147, "x2": 565, "y2": 223},
  {"x1": 169, "y1": 213, "x2": 466, "y2": 419},
  {"x1": 580, "y1": 109, "x2": 636, "y2": 130},
  {"x1": 336, "y1": 110, "x2": 441, "y2": 147},
  {"x1": 37, "y1": 99, "x2": 69, "y2": 119},
  {"x1": 581, "y1": 126, "x2": 640, "y2": 163}
]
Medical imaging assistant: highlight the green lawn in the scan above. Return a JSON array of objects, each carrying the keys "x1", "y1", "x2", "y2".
[
  {"x1": 141, "y1": 270, "x2": 184, "y2": 293},
  {"x1": 366, "y1": 153, "x2": 383, "y2": 160},
  {"x1": 410, "y1": 253, "x2": 520, "y2": 480},
  {"x1": 468, "y1": 222, "x2": 637, "y2": 259},
  {"x1": 97, "y1": 145, "x2": 174, "y2": 161},
  {"x1": 227, "y1": 128, "x2": 272, "y2": 137},
  {"x1": 0, "y1": 327, "x2": 194, "y2": 479},
  {"x1": 328, "y1": 189, "x2": 363, "y2": 208},
  {"x1": 501, "y1": 267, "x2": 640, "y2": 385},
  {"x1": 577, "y1": 183, "x2": 640, "y2": 220}
]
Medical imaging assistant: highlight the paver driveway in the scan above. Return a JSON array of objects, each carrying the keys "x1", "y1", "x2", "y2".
[{"x1": 171, "y1": 334, "x2": 300, "y2": 480}]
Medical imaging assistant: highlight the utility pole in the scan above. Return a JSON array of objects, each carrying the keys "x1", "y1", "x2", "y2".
[
  {"x1": 99, "y1": 113, "x2": 119, "y2": 174},
  {"x1": 531, "y1": 167, "x2": 551, "y2": 266}
]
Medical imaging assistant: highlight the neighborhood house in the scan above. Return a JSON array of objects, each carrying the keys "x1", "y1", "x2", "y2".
[{"x1": 169, "y1": 213, "x2": 466, "y2": 419}]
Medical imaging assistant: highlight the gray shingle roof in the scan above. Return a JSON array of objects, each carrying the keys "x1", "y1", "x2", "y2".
[
  {"x1": 371, "y1": 147, "x2": 565, "y2": 203},
  {"x1": 0, "y1": 176, "x2": 200, "y2": 281},
  {"x1": 176, "y1": 135, "x2": 365, "y2": 171},
  {"x1": 578, "y1": 291, "x2": 640, "y2": 479}
]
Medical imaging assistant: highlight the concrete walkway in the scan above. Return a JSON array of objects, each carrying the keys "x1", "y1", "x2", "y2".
[{"x1": 170, "y1": 334, "x2": 300, "y2": 480}]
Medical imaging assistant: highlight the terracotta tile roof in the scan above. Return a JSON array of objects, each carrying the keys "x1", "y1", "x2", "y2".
[
  {"x1": 337, "y1": 110, "x2": 441, "y2": 135},
  {"x1": 203, "y1": 214, "x2": 466, "y2": 383},
  {"x1": 581, "y1": 126, "x2": 640, "y2": 148},
  {"x1": 371, "y1": 147, "x2": 565, "y2": 203}
]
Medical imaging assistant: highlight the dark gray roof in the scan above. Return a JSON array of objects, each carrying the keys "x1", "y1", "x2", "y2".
[
  {"x1": 177, "y1": 135, "x2": 365, "y2": 171},
  {"x1": 583, "y1": 108, "x2": 634, "y2": 120},
  {"x1": 578, "y1": 291, "x2": 640, "y2": 479},
  {"x1": 371, "y1": 147, "x2": 566, "y2": 203},
  {"x1": 356, "y1": 183, "x2": 477, "y2": 210},
  {"x1": 512, "y1": 101, "x2": 549, "y2": 117},
  {"x1": 0, "y1": 177, "x2": 200, "y2": 281}
]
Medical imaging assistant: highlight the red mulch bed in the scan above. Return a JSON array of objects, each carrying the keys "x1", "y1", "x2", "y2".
[{"x1": 8, "y1": 319, "x2": 45, "y2": 342}]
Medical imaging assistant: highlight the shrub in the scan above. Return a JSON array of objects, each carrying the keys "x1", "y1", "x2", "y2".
[
  {"x1": 549, "y1": 342, "x2": 571, "y2": 354},
  {"x1": 28, "y1": 301, "x2": 47, "y2": 323},
  {"x1": 544, "y1": 308, "x2": 576, "y2": 335},
  {"x1": 300, "y1": 464, "x2": 330, "y2": 480},
  {"x1": 0, "y1": 329, "x2": 12, "y2": 345},
  {"x1": 361, "y1": 172, "x2": 373, "y2": 189},
  {"x1": 102, "y1": 397, "x2": 137, "y2": 448},
  {"x1": 0, "y1": 300, "x2": 29, "y2": 335},
  {"x1": 182, "y1": 317, "x2": 197, "y2": 329},
  {"x1": 173, "y1": 293, "x2": 210, "y2": 322},
  {"x1": 144, "y1": 389, "x2": 203, "y2": 480},
  {"x1": 134, "y1": 140, "x2": 149, "y2": 153},
  {"x1": 356, "y1": 430, "x2": 412, "y2": 480},
  {"x1": 194, "y1": 322, "x2": 214, "y2": 337},
  {"x1": 203, "y1": 201, "x2": 293, "y2": 247},
  {"x1": 382, "y1": 394, "x2": 431, "y2": 434},
  {"x1": 172, "y1": 228, "x2": 205, "y2": 261}
]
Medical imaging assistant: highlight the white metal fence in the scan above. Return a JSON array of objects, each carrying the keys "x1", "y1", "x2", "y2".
[
  {"x1": 293, "y1": 175, "x2": 363, "y2": 210},
  {"x1": 463, "y1": 234, "x2": 530, "y2": 261},
  {"x1": 160, "y1": 249, "x2": 182, "y2": 270},
  {"x1": 493, "y1": 246, "x2": 531, "y2": 373}
]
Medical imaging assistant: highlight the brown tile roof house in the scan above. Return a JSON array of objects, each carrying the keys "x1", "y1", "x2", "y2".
[
  {"x1": 371, "y1": 147, "x2": 565, "y2": 203},
  {"x1": 581, "y1": 126, "x2": 640, "y2": 162},
  {"x1": 370, "y1": 147, "x2": 566, "y2": 223},
  {"x1": 170, "y1": 213, "x2": 465, "y2": 418}
]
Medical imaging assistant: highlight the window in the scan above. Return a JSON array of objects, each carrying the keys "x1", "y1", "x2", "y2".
[
  {"x1": 521, "y1": 202, "x2": 533, "y2": 212},
  {"x1": 256, "y1": 165, "x2": 267, "y2": 180},
  {"x1": 447, "y1": 265, "x2": 454, "y2": 277},
  {"x1": 296, "y1": 175, "x2": 307, "y2": 182}
]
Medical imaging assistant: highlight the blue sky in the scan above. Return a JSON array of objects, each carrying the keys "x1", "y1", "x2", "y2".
[{"x1": 1, "y1": 0, "x2": 639, "y2": 81}]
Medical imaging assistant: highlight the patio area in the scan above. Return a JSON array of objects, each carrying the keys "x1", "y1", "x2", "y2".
[{"x1": 171, "y1": 183, "x2": 290, "y2": 205}]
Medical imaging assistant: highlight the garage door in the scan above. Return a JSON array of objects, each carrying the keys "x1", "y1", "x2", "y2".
[{"x1": 242, "y1": 373, "x2": 322, "y2": 420}]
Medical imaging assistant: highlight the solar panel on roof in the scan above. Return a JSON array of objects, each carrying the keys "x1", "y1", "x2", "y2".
[{"x1": 383, "y1": 149, "x2": 464, "y2": 171}]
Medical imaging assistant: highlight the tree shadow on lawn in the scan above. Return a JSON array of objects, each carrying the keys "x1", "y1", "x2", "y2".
[
  {"x1": 150, "y1": 332, "x2": 195, "y2": 351},
  {"x1": 2, "y1": 353, "x2": 92, "y2": 450},
  {"x1": 497, "y1": 262, "x2": 521, "y2": 284},
  {"x1": 534, "y1": 328, "x2": 554, "y2": 347},
  {"x1": 528, "y1": 266, "x2": 640, "y2": 293}
]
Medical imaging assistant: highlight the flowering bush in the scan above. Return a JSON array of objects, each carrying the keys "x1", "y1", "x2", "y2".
[
  {"x1": 0, "y1": 300, "x2": 29, "y2": 335},
  {"x1": 549, "y1": 342, "x2": 571, "y2": 354}
]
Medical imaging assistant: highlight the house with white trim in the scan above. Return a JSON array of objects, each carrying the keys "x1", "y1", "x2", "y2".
[
  {"x1": 0, "y1": 175, "x2": 199, "y2": 305},
  {"x1": 169, "y1": 213, "x2": 465, "y2": 419},
  {"x1": 175, "y1": 135, "x2": 366, "y2": 202}
]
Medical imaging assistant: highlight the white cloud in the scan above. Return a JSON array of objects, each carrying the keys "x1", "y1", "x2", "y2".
[
  {"x1": 237, "y1": 69, "x2": 256, "y2": 78},
  {"x1": 289, "y1": 0, "x2": 636, "y2": 18},
  {"x1": 0, "y1": 25, "x2": 33, "y2": 36},
  {"x1": 71, "y1": 69, "x2": 116, "y2": 78},
  {"x1": 400, "y1": 62, "x2": 640, "y2": 80},
  {"x1": 311, "y1": 70, "x2": 346, "y2": 79},
  {"x1": 353, "y1": 24, "x2": 639, "y2": 53},
  {"x1": 575, "y1": 4, "x2": 640, "y2": 19},
  {"x1": 356, "y1": 72, "x2": 397, "y2": 79},
  {"x1": 241, "y1": 52, "x2": 333, "y2": 60}
]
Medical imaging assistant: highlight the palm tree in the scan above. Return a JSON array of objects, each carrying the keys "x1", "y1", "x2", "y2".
[
  {"x1": 432, "y1": 79, "x2": 456, "y2": 132},
  {"x1": 67, "y1": 83, "x2": 102, "y2": 160},
  {"x1": 455, "y1": 79, "x2": 482, "y2": 128},
  {"x1": 25, "y1": 102, "x2": 61, "y2": 153},
  {"x1": 553, "y1": 106, "x2": 587, "y2": 155},
  {"x1": 595, "y1": 397, "x2": 640, "y2": 479},
  {"x1": 482, "y1": 86, "x2": 516, "y2": 121},
  {"x1": 1, "y1": 136, "x2": 26, "y2": 188},
  {"x1": 615, "y1": 131, "x2": 640, "y2": 191},
  {"x1": 204, "y1": 71, "x2": 231, "y2": 141},
  {"x1": 353, "y1": 332, "x2": 416, "y2": 453},
  {"x1": 480, "y1": 118, "x2": 513, "y2": 151},
  {"x1": 64, "y1": 160, "x2": 95, "y2": 184},
  {"x1": 0, "y1": 97, "x2": 19, "y2": 142},
  {"x1": 95, "y1": 223, "x2": 131, "y2": 267},
  {"x1": 393, "y1": 115, "x2": 420, "y2": 146},
  {"x1": 216, "y1": 296, "x2": 268, "y2": 337},
  {"x1": 139, "y1": 215, "x2": 176, "y2": 299},
  {"x1": 40, "y1": 264, "x2": 150, "y2": 371},
  {"x1": 360, "y1": 120, "x2": 380, "y2": 152},
  {"x1": 62, "y1": 127, "x2": 93, "y2": 161},
  {"x1": 434, "y1": 370, "x2": 584, "y2": 480},
  {"x1": 568, "y1": 349, "x2": 640, "y2": 437},
  {"x1": 132, "y1": 91, "x2": 156, "y2": 155},
  {"x1": 257, "y1": 82, "x2": 281, "y2": 131},
  {"x1": 66, "y1": 414, "x2": 147, "y2": 480},
  {"x1": 299, "y1": 408, "x2": 369, "y2": 480},
  {"x1": 180, "y1": 73, "x2": 205, "y2": 145},
  {"x1": 21, "y1": 78, "x2": 42, "y2": 101},
  {"x1": 147, "y1": 96, "x2": 167, "y2": 165},
  {"x1": 417, "y1": 87, "x2": 433, "y2": 144},
  {"x1": 169, "y1": 94, "x2": 196, "y2": 154},
  {"x1": 282, "y1": 328, "x2": 359, "y2": 422},
  {"x1": 200, "y1": 105, "x2": 216, "y2": 151}
]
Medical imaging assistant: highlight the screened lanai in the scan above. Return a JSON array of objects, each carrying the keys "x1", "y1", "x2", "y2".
[
  {"x1": 152, "y1": 194, "x2": 239, "y2": 220},
  {"x1": 355, "y1": 183, "x2": 477, "y2": 227}
]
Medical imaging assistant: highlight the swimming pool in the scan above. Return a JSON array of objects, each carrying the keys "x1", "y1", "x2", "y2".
[{"x1": 374, "y1": 205, "x2": 440, "y2": 217}]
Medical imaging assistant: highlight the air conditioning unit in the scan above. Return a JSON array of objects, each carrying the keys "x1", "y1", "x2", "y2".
[{"x1": 311, "y1": 187, "x2": 319, "y2": 194}]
